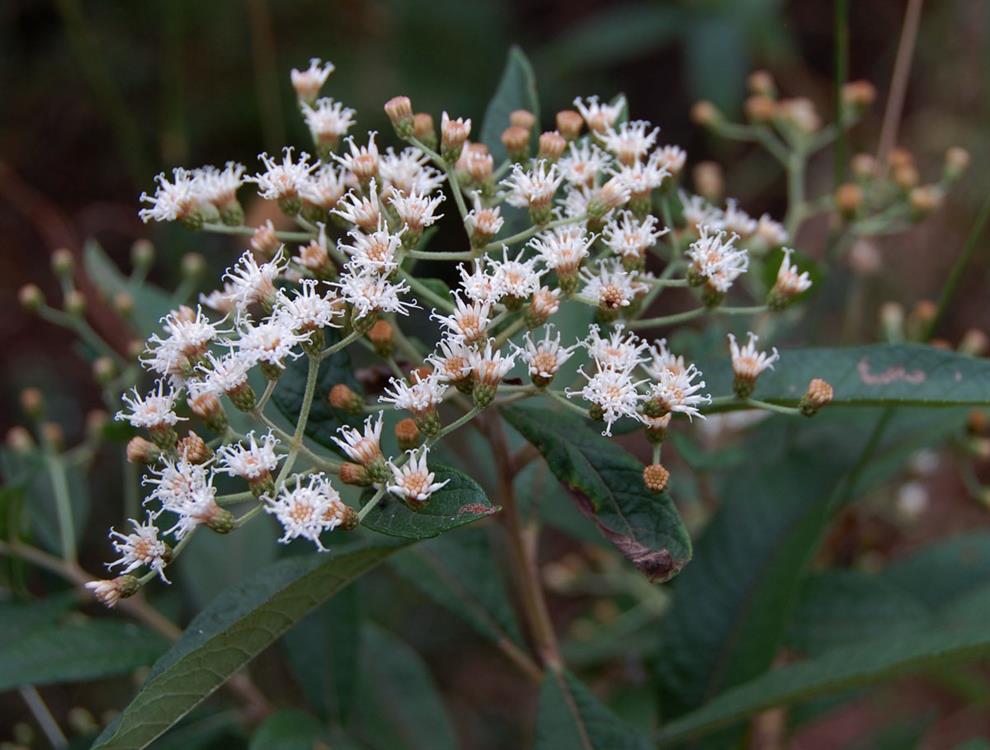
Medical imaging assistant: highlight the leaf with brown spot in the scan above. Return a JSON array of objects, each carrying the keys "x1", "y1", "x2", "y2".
[{"x1": 502, "y1": 404, "x2": 691, "y2": 582}]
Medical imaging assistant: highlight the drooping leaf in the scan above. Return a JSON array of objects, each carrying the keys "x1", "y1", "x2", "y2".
[
  {"x1": 282, "y1": 586, "x2": 361, "y2": 723},
  {"x1": 0, "y1": 620, "x2": 167, "y2": 690},
  {"x1": 92, "y1": 539, "x2": 404, "y2": 750},
  {"x1": 353, "y1": 624, "x2": 457, "y2": 750},
  {"x1": 480, "y1": 45, "x2": 539, "y2": 166},
  {"x1": 83, "y1": 239, "x2": 174, "y2": 337},
  {"x1": 360, "y1": 464, "x2": 498, "y2": 540},
  {"x1": 247, "y1": 709, "x2": 325, "y2": 750},
  {"x1": 535, "y1": 670, "x2": 652, "y2": 750},
  {"x1": 502, "y1": 403, "x2": 691, "y2": 582},
  {"x1": 656, "y1": 616, "x2": 990, "y2": 746},
  {"x1": 391, "y1": 526, "x2": 524, "y2": 645},
  {"x1": 271, "y1": 333, "x2": 363, "y2": 456},
  {"x1": 703, "y1": 344, "x2": 990, "y2": 407}
]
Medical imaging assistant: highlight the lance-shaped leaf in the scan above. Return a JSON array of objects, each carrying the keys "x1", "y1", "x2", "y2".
[
  {"x1": 84, "y1": 239, "x2": 174, "y2": 338},
  {"x1": 360, "y1": 464, "x2": 498, "y2": 540},
  {"x1": 248, "y1": 709, "x2": 325, "y2": 750},
  {"x1": 0, "y1": 620, "x2": 167, "y2": 690},
  {"x1": 92, "y1": 539, "x2": 404, "y2": 750},
  {"x1": 704, "y1": 343, "x2": 990, "y2": 407},
  {"x1": 480, "y1": 45, "x2": 539, "y2": 166},
  {"x1": 536, "y1": 669, "x2": 652, "y2": 750},
  {"x1": 271, "y1": 330, "x2": 363, "y2": 455},
  {"x1": 502, "y1": 404, "x2": 691, "y2": 582}
]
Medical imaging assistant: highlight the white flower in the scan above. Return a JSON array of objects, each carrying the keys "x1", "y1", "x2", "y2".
[
  {"x1": 85, "y1": 579, "x2": 125, "y2": 608},
  {"x1": 567, "y1": 364, "x2": 646, "y2": 436},
  {"x1": 431, "y1": 294, "x2": 491, "y2": 344},
  {"x1": 456, "y1": 143, "x2": 494, "y2": 181},
  {"x1": 198, "y1": 162, "x2": 245, "y2": 208},
  {"x1": 339, "y1": 221, "x2": 404, "y2": 275},
  {"x1": 390, "y1": 189, "x2": 444, "y2": 232},
  {"x1": 291, "y1": 58, "x2": 334, "y2": 101},
  {"x1": 116, "y1": 381, "x2": 184, "y2": 430},
  {"x1": 336, "y1": 268, "x2": 417, "y2": 319},
  {"x1": 143, "y1": 457, "x2": 219, "y2": 539},
  {"x1": 654, "y1": 145, "x2": 687, "y2": 175},
  {"x1": 379, "y1": 147, "x2": 445, "y2": 196},
  {"x1": 387, "y1": 447, "x2": 449, "y2": 505},
  {"x1": 492, "y1": 248, "x2": 542, "y2": 299},
  {"x1": 250, "y1": 147, "x2": 317, "y2": 202},
  {"x1": 464, "y1": 197, "x2": 504, "y2": 239},
  {"x1": 274, "y1": 280, "x2": 342, "y2": 331},
  {"x1": 234, "y1": 317, "x2": 309, "y2": 370},
  {"x1": 600, "y1": 120, "x2": 659, "y2": 165},
  {"x1": 380, "y1": 372, "x2": 448, "y2": 415},
  {"x1": 643, "y1": 339, "x2": 690, "y2": 379},
  {"x1": 107, "y1": 516, "x2": 170, "y2": 582},
  {"x1": 501, "y1": 160, "x2": 563, "y2": 210},
  {"x1": 530, "y1": 286, "x2": 561, "y2": 320},
  {"x1": 530, "y1": 225, "x2": 593, "y2": 274},
  {"x1": 302, "y1": 97, "x2": 356, "y2": 145},
  {"x1": 469, "y1": 339, "x2": 517, "y2": 388},
  {"x1": 332, "y1": 181, "x2": 382, "y2": 232},
  {"x1": 680, "y1": 191, "x2": 724, "y2": 232},
  {"x1": 199, "y1": 350, "x2": 252, "y2": 395},
  {"x1": 584, "y1": 324, "x2": 648, "y2": 371},
  {"x1": 139, "y1": 168, "x2": 205, "y2": 224},
  {"x1": 426, "y1": 337, "x2": 474, "y2": 382},
  {"x1": 458, "y1": 258, "x2": 504, "y2": 304},
  {"x1": 722, "y1": 199, "x2": 757, "y2": 238},
  {"x1": 216, "y1": 430, "x2": 281, "y2": 480},
  {"x1": 332, "y1": 412, "x2": 384, "y2": 465},
  {"x1": 222, "y1": 249, "x2": 287, "y2": 310},
  {"x1": 264, "y1": 473, "x2": 345, "y2": 551},
  {"x1": 754, "y1": 213, "x2": 788, "y2": 248},
  {"x1": 333, "y1": 132, "x2": 380, "y2": 183},
  {"x1": 580, "y1": 261, "x2": 647, "y2": 310},
  {"x1": 573, "y1": 95, "x2": 625, "y2": 133},
  {"x1": 686, "y1": 225, "x2": 749, "y2": 293},
  {"x1": 558, "y1": 142, "x2": 610, "y2": 187},
  {"x1": 601, "y1": 211, "x2": 667, "y2": 259},
  {"x1": 772, "y1": 247, "x2": 813, "y2": 298},
  {"x1": 648, "y1": 365, "x2": 710, "y2": 420},
  {"x1": 440, "y1": 112, "x2": 472, "y2": 149},
  {"x1": 728, "y1": 332, "x2": 779, "y2": 381},
  {"x1": 199, "y1": 281, "x2": 240, "y2": 315},
  {"x1": 514, "y1": 326, "x2": 576, "y2": 380},
  {"x1": 300, "y1": 164, "x2": 348, "y2": 210},
  {"x1": 614, "y1": 154, "x2": 669, "y2": 195}
]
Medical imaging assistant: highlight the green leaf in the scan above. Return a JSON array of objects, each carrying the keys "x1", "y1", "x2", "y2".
[
  {"x1": 282, "y1": 586, "x2": 361, "y2": 723},
  {"x1": 882, "y1": 531, "x2": 990, "y2": 609},
  {"x1": 480, "y1": 45, "x2": 539, "y2": 166},
  {"x1": 92, "y1": 539, "x2": 404, "y2": 750},
  {"x1": 502, "y1": 403, "x2": 691, "y2": 582},
  {"x1": 248, "y1": 709, "x2": 324, "y2": 750},
  {"x1": 391, "y1": 527, "x2": 524, "y2": 645},
  {"x1": 535, "y1": 670, "x2": 652, "y2": 750},
  {"x1": 0, "y1": 620, "x2": 167, "y2": 690},
  {"x1": 83, "y1": 239, "x2": 174, "y2": 338},
  {"x1": 704, "y1": 344, "x2": 990, "y2": 407},
  {"x1": 656, "y1": 617, "x2": 990, "y2": 746},
  {"x1": 360, "y1": 464, "x2": 499, "y2": 540},
  {"x1": 353, "y1": 624, "x2": 457, "y2": 750},
  {"x1": 0, "y1": 593, "x2": 76, "y2": 644},
  {"x1": 271, "y1": 331, "x2": 363, "y2": 456}
]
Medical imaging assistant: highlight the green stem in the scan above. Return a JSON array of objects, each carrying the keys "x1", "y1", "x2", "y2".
[
  {"x1": 784, "y1": 151, "x2": 807, "y2": 238},
  {"x1": 629, "y1": 307, "x2": 706, "y2": 329},
  {"x1": 36, "y1": 305, "x2": 125, "y2": 367},
  {"x1": 201, "y1": 222, "x2": 314, "y2": 242},
  {"x1": 357, "y1": 486, "x2": 387, "y2": 522},
  {"x1": 493, "y1": 316, "x2": 528, "y2": 348},
  {"x1": 46, "y1": 454, "x2": 77, "y2": 563},
  {"x1": 401, "y1": 270, "x2": 456, "y2": 312},
  {"x1": 319, "y1": 328, "x2": 363, "y2": 359},
  {"x1": 745, "y1": 398, "x2": 802, "y2": 416}
]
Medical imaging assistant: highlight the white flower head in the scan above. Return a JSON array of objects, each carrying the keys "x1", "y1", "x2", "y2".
[
  {"x1": 332, "y1": 181, "x2": 382, "y2": 232},
  {"x1": 514, "y1": 326, "x2": 577, "y2": 380},
  {"x1": 431, "y1": 294, "x2": 491, "y2": 344},
  {"x1": 153, "y1": 471, "x2": 219, "y2": 540},
  {"x1": 722, "y1": 199, "x2": 758, "y2": 238},
  {"x1": 580, "y1": 260, "x2": 647, "y2": 310},
  {"x1": 686, "y1": 225, "x2": 749, "y2": 293},
  {"x1": 501, "y1": 160, "x2": 563, "y2": 210},
  {"x1": 680, "y1": 191, "x2": 724, "y2": 233},
  {"x1": 390, "y1": 189, "x2": 444, "y2": 232},
  {"x1": 728, "y1": 332, "x2": 779, "y2": 382},
  {"x1": 198, "y1": 162, "x2": 246, "y2": 208},
  {"x1": 601, "y1": 211, "x2": 668, "y2": 260},
  {"x1": 573, "y1": 95, "x2": 625, "y2": 133},
  {"x1": 234, "y1": 317, "x2": 309, "y2": 370},
  {"x1": 648, "y1": 364, "x2": 710, "y2": 420},
  {"x1": 643, "y1": 339, "x2": 690, "y2": 380},
  {"x1": 291, "y1": 58, "x2": 334, "y2": 101},
  {"x1": 139, "y1": 168, "x2": 206, "y2": 224},
  {"x1": 264, "y1": 473, "x2": 345, "y2": 551},
  {"x1": 584, "y1": 324, "x2": 649, "y2": 371},
  {"x1": 754, "y1": 213, "x2": 789, "y2": 248},
  {"x1": 654, "y1": 145, "x2": 687, "y2": 175},
  {"x1": 116, "y1": 381, "x2": 185, "y2": 430},
  {"x1": 465, "y1": 195, "x2": 504, "y2": 239},
  {"x1": 339, "y1": 221, "x2": 404, "y2": 275},
  {"x1": 222, "y1": 248, "x2": 288, "y2": 310},
  {"x1": 469, "y1": 339, "x2": 518, "y2": 388},
  {"x1": 336, "y1": 267, "x2": 417, "y2": 319},
  {"x1": 530, "y1": 225, "x2": 593, "y2": 275},
  {"x1": 427, "y1": 336, "x2": 475, "y2": 383},
  {"x1": 300, "y1": 164, "x2": 348, "y2": 210},
  {"x1": 600, "y1": 120, "x2": 659, "y2": 165},
  {"x1": 250, "y1": 147, "x2": 317, "y2": 202},
  {"x1": 379, "y1": 147, "x2": 445, "y2": 196},
  {"x1": 274, "y1": 279, "x2": 342, "y2": 331},
  {"x1": 771, "y1": 247, "x2": 812, "y2": 298},
  {"x1": 567, "y1": 364, "x2": 646, "y2": 436},
  {"x1": 333, "y1": 132, "x2": 380, "y2": 183},
  {"x1": 302, "y1": 97, "x2": 356, "y2": 146},
  {"x1": 199, "y1": 281, "x2": 240, "y2": 315},
  {"x1": 380, "y1": 372, "x2": 448, "y2": 416},
  {"x1": 492, "y1": 248, "x2": 542, "y2": 300},
  {"x1": 199, "y1": 350, "x2": 252, "y2": 395},
  {"x1": 143, "y1": 454, "x2": 211, "y2": 511},
  {"x1": 458, "y1": 258, "x2": 504, "y2": 304},
  {"x1": 614, "y1": 153, "x2": 669, "y2": 196},
  {"x1": 388, "y1": 446, "x2": 449, "y2": 505},
  {"x1": 107, "y1": 515, "x2": 170, "y2": 582},
  {"x1": 332, "y1": 412, "x2": 384, "y2": 466},
  {"x1": 216, "y1": 430, "x2": 281, "y2": 480},
  {"x1": 558, "y1": 141, "x2": 610, "y2": 187}
]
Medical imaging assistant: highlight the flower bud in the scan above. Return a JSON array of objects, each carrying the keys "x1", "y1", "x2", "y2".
[
  {"x1": 944, "y1": 147, "x2": 970, "y2": 180},
  {"x1": 690, "y1": 100, "x2": 721, "y2": 128},
  {"x1": 113, "y1": 291, "x2": 134, "y2": 318},
  {"x1": 850, "y1": 153, "x2": 877, "y2": 179},
  {"x1": 643, "y1": 413, "x2": 672, "y2": 444},
  {"x1": 909, "y1": 185, "x2": 943, "y2": 219},
  {"x1": 745, "y1": 95, "x2": 777, "y2": 123},
  {"x1": 587, "y1": 176, "x2": 630, "y2": 219},
  {"x1": 384, "y1": 95, "x2": 415, "y2": 139},
  {"x1": 19, "y1": 283, "x2": 45, "y2": 311},
  {"x1": 395, "y1": 418, "x2": 421, "y2": 451},
  {"x1": 538, "y1": 131, "x2": 566, "y2": 162},
  {"x1": 747, "y1": 70, "x2": 776, "y2": 97},
  {"x1": 127, "y1": 339, "x2": 145, "y2": 361},
  {"x1": 339, "y1": 461, "x2": 372, "y2": 486},
  {"x1": 413, "y1": 113, "x2": 437, "y2": 150},
  {"x1": 509, "y1": 109, "x2": 536, "y2": 132},
  {"x1": 131, "y1": 239, "x2": 155, "y2": 271},
  {"x1": 799, "y1": 378, "x2": 833, "y2": 416},
  {"x1": 126, "y1": 436, "x2": 161, "y2": 465},
  {"x1": 20, "y1": 388, "x2": 43, "y2": 419},
  {"x1": 841, "y1": 80, "x2": 876, "y2": 112},
  {"x1": 367, "y1": 319, "x2": 394, "y2": 357},
  {"x1": 250, "y1": 221, "x2": 280, "y2": 259},
  {"x1": 835, "y1": 183, "x2": 863, "y2": 219},
  {"x1": 441, "y1": 114, "x2": 471, "y2": 163},
  {"x1": 501, "y1": 125, "x2": 531, "y2": 163},
  {"x1": 329, "y1": 383, "x2": 364, "y2": 415},
  {"x1": 693, "y1": 161, "x2": 724, "y2": 203},
  {"x1": 893, "y1": 163, "x2": 920, "y2": 190},
  {"x1": 643, "y1": 463, "x2": 670, "y2": 493},
  {"x1": 64, "y1": 289, "x2": 86, "y2": 316},
  {"x1": 206, "y1": 506, "x2": 236, "y2": 534},
  {"x1": 6, "y1": 426, "x2": 35, "y2": 453},
  {"x1": 177, "y1": 431, "x2": 212, "y2": 464},
  {"x1": 959, "y1": 329, "x2": 989, "y2": 357},
  {"x1": 85, "y1": 576, "x2": 139, "y2": 608},
  {"x1": 888, "y1": 147, "x2": 914, "y2": 170},
  {"x1": 555, "y1": 109, "x2": 584, "y2": 140},
  {"x1": 41, "y1": 422, "x2": 64, "y2": 450},
  {"x1": 880, "y1": 302, "x2": 905, "y2": 341},
  {"x1": 51, "y1": 248, "x2": 74, "y2": 278},
  {"x1": 92, "y1": 356, "x2": 117, "y2": 385},
  {"x1": 181, "y1": 252, "x2": 206, "y2": 280},
  {"x1": 848, "y1": 239, "x2": 881, "y2": 277}
]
